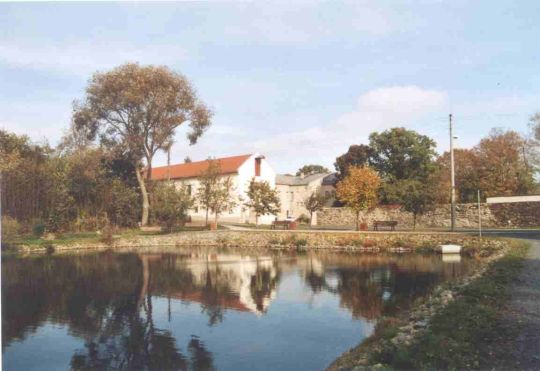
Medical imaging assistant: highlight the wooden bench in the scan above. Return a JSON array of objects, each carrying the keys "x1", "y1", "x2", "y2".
[
  {"x1": 373, "y1": 220, "x2": 398, "y2": 231},
  {"x1": 271, "y1": 220, "x2": 296, "y2": 230}
]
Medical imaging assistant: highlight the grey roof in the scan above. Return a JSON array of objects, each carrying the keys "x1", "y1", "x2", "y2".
[
  {"x1": 322, "y1": 173, "x2": 338, "y2": 186},
  {"x1": 276, "y1": 173, "x2": 331, "y2": 186}
]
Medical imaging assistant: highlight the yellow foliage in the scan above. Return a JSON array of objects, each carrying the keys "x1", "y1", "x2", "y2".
[{"x1": 336, "y1": 166, "x2": 381, "y2": 217}]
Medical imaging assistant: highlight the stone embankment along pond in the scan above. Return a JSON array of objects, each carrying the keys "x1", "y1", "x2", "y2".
[
  {"x1": 17, "y1": 229, "x2": 507, "y2": 259},
  {"x1": 327, "y1": 238, "x2": 527, "y2": 371}
]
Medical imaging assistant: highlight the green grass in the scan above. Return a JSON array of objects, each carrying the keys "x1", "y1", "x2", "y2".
[
  {"x1": 371, "y1": 239, "x2": 529, "y2": 370},
  {"x1": 3, "y1": 225, "x2": 221, "y2": 250}
]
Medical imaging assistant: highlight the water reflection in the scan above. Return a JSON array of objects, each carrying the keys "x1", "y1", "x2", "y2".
[{"x1": 2, "y1": 249, "x2": 475, "y2": 370}]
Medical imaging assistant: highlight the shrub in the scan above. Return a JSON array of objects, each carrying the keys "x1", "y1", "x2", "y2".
[
  {"x1": 32, "y1": 220, "x2": 46, "y2": 237},
  {"x1": 294, "y1": 238, "x2": 308, "y2": 249},
  {"x1": 43, "y1": 242, "x2": 55, "y2": 255},
  {"x1": 363, "y1": 238, "x2": 377, "y2": 248},
  {"x1": 296, "y1": 214, "x2": 311, "y2": 224},
  {"x1": 1, "y1": 216, "x2": 21, "y2": 241},
  {"x1": 350, "y1": 238, "x2": 364, "y2": 247},
  {"x1": 100, "y1": 225, "x2": 115, "y2": 246},
  {"x1": 152, "y1": 183, "x2": 193, "y2": 233}
]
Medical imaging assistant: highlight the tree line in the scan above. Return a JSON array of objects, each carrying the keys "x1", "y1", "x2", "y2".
[
  {"x1": 302, "y1": 122, "x2": 539, "y2": 230},
  {"x1": 1, "y1": 62, "x2": 539, "y2": 236}
]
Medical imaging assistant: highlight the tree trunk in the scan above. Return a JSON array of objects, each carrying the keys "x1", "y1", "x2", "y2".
[
  {"x1": 136, "y1": 168, "x2": 150, "y2": 226},
  {"x1": 413, "y1": 213, "x2": 417, "y2": 230},
  {"x1": 255, "y1": 214, "x2": 259, "y2": 226},
  {"x1": 205, "y1": 208, "x2": 209, "y2": 226},
  {"x1": 137, "y1": 255, "x2": 149, "y2": 308},
  {"x1": 356, "y1": 211, "x2": 360, "y2": 231}
]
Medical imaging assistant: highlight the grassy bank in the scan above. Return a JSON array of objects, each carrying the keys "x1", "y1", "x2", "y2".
[{"x1": 330, "y1": 239, "x2": 529, "y2": 370}]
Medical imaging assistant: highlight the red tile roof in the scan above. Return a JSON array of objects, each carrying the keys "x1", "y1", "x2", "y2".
[{"x1": 151, "y1": 154, "x2": 252, "y2": 181}]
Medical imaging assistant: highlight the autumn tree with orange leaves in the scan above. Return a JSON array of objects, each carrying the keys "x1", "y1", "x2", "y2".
[{"x1": 336, "y1": 166, "x2": 381, "y2": 231}]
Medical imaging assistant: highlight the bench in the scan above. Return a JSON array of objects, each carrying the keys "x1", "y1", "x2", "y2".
[
  {"x1": 271, "y1": 220, "x2": 297, "y2": 230},
  {"x1": 373, "y1": 220, "x2": 398, "y2": 231}
]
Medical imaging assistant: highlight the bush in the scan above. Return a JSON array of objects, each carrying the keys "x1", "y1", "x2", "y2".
[
  {"x1": 100, "y1": 225, "x2": 115, "y2": 246},
  {"x1": 152, "y1": 183, "x2": 193, "y2": 233},
  {"x1": 2, "y1": 216, "x2": 21, "y2": 241},
  {"x1": 32, "y1": 220, "x2": 46, "y2": 237},
  {"x1": 106, "y1": 179, "x2": 141, "y2": 228},
  {"x1": 296, "y1": 214, "x2": 311, "y2": 224},
  {"x1": 294, "y1": 238, "x2": 308, "y2": 249}
]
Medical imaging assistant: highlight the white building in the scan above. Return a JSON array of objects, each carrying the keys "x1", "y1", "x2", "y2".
[{"x1": 151, "y1": 153, "x2": 276, "y2": 224}]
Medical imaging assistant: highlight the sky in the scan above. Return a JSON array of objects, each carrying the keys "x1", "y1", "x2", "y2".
[{"x1": 1, "y1": 1, "x2": 539, "y2": 173}]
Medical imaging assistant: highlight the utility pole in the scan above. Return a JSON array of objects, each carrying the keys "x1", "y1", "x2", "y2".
[
  {"x1": 477, "y1": 190, "x2": 482, "y2": 238},
  {"x1": 449, "y1": 114, "x2": 456, "y2": 232}
]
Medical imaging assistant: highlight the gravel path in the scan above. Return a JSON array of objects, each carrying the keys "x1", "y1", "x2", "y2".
[{"x1": 506, "y1": 238, "x2": 540, "y2": 370}]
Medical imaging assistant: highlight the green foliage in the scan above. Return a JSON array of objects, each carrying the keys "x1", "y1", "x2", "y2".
[
  {"x1": 385, "y1": 179, "x2": 437, "y2": 228},
  {"x1": 294, "y1": 238, "x2": 308, "y2": 250},
  {"x1": 296, "y1": 214, "x2": 311, "y2": 224},
  {"x1": 153, "y1": 183, "x2": 193, "y2": 232},
  {"x1": 369, "y1": 127, "x2": 437, "y2": 182},
  {"x1": 196, "y1": 160, "x2": 221, "y2": 225},
  {"x1": 334, "y1": 144, "x2": 372, "y2": 180},
  {"x1": 1, "y1": 216, "x2": 21, "y2": 242},
  {"x1": 244, "y1": 178, "x2": 281, "y2": 225},
  {"x1": 105, "y1": 179, "x2": 141, "y2": 228},
  {"x1": 72, "y1": 63, "x2": 212, "y2": 226},
  {"x1": 32, "y1": 221, "x2": 46, "y2": 237},
  {"x1": 296, "y1": 164, "x2": 329, "y2": 177}
]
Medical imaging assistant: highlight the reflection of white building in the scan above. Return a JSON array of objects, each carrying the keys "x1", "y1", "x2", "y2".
[
  {"x1": 173, "y1": 254, "x2": 278, "y2": 315},
  {"x1": 152, "y1": 154, "x2": 276, "y2": 224}
]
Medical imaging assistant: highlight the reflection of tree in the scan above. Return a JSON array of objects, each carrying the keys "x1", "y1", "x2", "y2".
[
  {"x1": 188, "y1": 336, "x2": 215, "y2": 371},
  {"x1": 249, "y1": 260, "x2": 280, "y2": 313},
  {"x1": 303, "y1": 255, "x2": 449, "y2": 320},
  {"x1": 2, "y1": 253, "x2": 215, "y2": 370}
]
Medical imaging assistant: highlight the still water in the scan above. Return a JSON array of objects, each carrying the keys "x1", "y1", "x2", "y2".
[{"x1": 2, "y1": 248, "x2": 474, "y2": 371}]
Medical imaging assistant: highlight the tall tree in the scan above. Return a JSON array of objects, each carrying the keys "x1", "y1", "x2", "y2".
[
  {"x1": 334, "y1": 144, "x2": 372, "y2": 180},
  {"x1": 369, "y1": 127, "x2": 437, "y2": 182},
  {"x1": 303, "y1": 189, "x2": 328, "y2": 225},
  {"x1": 435, "y1": 149, "x2": 481, "y2": 203},
  {"x1": 196, "y1": 160, "x2": 221, "y2": 226},
  {"x1": 475, "y1": 129, "x2": 535, "y2": 197},
  {"x1": 72, "y1": 63, "x2": 212, "y2": 226},
  {"x1": 336, "y1": 166, "x2": 381, "y2": 231},
  {"x1": 296, "y1": 164, "x2": 329, "y2": 177},
  {"x1": 244, "y1": 179, "x2": 280, "y2": 226},
  {"x1": 526, "y1": 112, "x2": 540, "y2": 176}
]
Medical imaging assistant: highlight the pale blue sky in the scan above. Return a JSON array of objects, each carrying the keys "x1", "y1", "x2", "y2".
[{"x1": 1, "y1": 1, "x2": 539, "y2": 172}]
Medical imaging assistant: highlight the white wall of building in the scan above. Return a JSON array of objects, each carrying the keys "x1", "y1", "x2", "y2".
[{"x1": 171, "y1": 153, "x2": 277, "y2": 224}]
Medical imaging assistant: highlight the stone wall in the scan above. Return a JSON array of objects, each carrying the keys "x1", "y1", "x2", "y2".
[
  {"x1": 316, "y1": 202, "x2": 540, "y2": 229},
  {"x1": 20, "y1": 229, "x2": 508, "y2": 259}
]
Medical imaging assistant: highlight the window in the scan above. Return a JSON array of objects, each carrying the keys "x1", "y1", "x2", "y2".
[
  {"x1": 187, "y1": 184, "x2": 192, "y2": 196},
  {"x1": 255, "y1": 157, "x2": 261, "y2": 176}
]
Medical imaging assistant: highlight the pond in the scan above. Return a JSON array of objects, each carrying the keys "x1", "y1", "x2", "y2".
[{"x1": 2, "y1": 248, "x2": 475, "y2": 371}]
